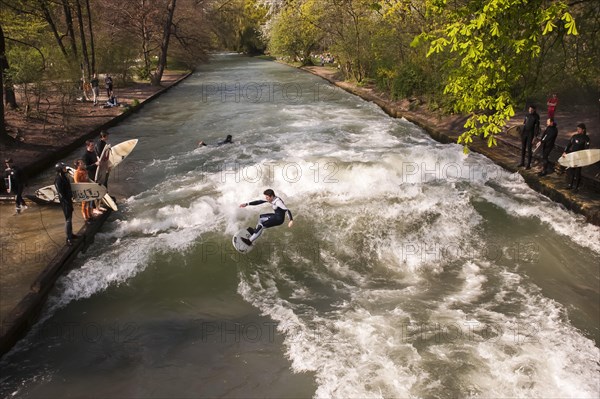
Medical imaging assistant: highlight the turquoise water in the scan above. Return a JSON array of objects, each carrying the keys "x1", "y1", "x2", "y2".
[{"x1": 1, "y1": 54, "x2": 598, "y2": 398}]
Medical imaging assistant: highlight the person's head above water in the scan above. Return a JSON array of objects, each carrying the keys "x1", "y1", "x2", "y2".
[{"x1": 224, "y1": 135, "x2": 232, "y2": 143}]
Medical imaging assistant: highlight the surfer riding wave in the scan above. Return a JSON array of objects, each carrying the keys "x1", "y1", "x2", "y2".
[{"x1": 239, "y1": 189, "x2": 294, "y2": 246}]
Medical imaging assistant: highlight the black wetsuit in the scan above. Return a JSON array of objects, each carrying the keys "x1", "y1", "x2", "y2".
[
  {"x1": 83, "y1": 150, "x2": 98, "y2": 182},
  {"x1": 96, "y1": 139, "x2": 108, "y2": 157},
  {"x1": 565, "y1": 132, "x2": 591, "y2": 189},
  {"x1": 95, "y1": 139, "x2": 110, "y2": 186},
  {"x1": 520, "y1": 111, "x2": 540, "y2": 167},
  {"x1": 216, "y1": 136, "x2": 233, "y2": 146},
  {"x1": 247, "y1": 197, "x2": 293, "y2": 242},
  {"x1": 5, "y1": 165, "x2": 26, "y2": 209},
  {"x1": 54, "y1": 171, "x2": 74, "y2": 241},
  {"x1": 539, "y1": 123, "x2": 558, "y2": 175}
]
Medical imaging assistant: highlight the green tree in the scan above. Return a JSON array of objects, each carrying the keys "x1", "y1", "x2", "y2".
[
  {"x1": 409, "y1": 0, "x2": 578, "y2": 149},
  {"x1": 210, "y1": 0, "x2": 268, "y2": 54},
  {"x1": 268, "y1": 0, "x2": 323, "y2": 64}
]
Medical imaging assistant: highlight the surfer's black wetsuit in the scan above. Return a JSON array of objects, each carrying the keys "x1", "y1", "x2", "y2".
[
  {"x1": 216, "y1": 135, "x2": 233, "y2": 146},
  {"x1": 83, "y1": 150, "x2": 98, "y2": 182},
  {"x1": 246, "y1": 197, "x2": 293, "y2": 242},
  {"x1": 565, "y1": 132, "x2": 590, "y2": 189},
  {"x1": 96, "y1": 139, "x2": 108, "y2": 157},
  {"x1": 520, "y1": 110, "x2": 540, "y2": 168},
  {"x1": 95, "y1": 139, "x2": 110, "y2": 186},
  {"x1": 55, "y1": 171, "x2": 75, "y2": 243},
  {"x1": 5, "y1": 165, "x2": 26, "y2": 209},
  {"x1": 539, "y1": 123, "x2": 558, "y2": 175}
]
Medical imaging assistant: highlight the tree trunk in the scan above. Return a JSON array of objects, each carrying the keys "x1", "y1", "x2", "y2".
[
  {"x1": 74, "y1": 0, "x2": 90, "y2": 78},
  {"x1": 62, "y1": 0, "x2": 78, "y2": 57},
  {"x1": 85, "y1": 0, "x2": 96, "y2": 74},
  {"x1": 151, "y1": 0, "x2": 177, "y2": 86},
  {"x1": 0, "y1": 24, "x2": 10, "y2": 141},
  {"x1": 38, "y1": 0, "x2": 69, "y2": 59}
]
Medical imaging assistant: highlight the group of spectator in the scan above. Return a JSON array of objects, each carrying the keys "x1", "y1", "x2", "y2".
[
  {"x1": 87, "y1": 73, "x2": 115, "y2": 107},
  {"x1": 54, "y1": 130, "x2": 111, "y2": 245},
  {"x1": 518, "y1": 94, "x2": 591, "y2": 192}
]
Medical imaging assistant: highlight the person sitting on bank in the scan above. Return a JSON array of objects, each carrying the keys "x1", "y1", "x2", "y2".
[{"x1": 103, "y1": 96, "x2": 118, "y2": 108}]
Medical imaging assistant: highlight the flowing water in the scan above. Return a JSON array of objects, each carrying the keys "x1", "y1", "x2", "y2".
[{"x1": 1, "y1": 54, "x2": 599, "y2": 398}]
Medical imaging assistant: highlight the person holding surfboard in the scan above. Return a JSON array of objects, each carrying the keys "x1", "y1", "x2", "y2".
[
  {"x1": 518, "y1": 105, "x2": 541, "y2": 169},
  {"x1": 238, "y1": 189, "x2": 294, "y2": 246},
  {"x1": 73, "y1": 159, "x2": 94, "y2": 223},
  {"x1": 54, "y1": 162, "x2": 78, "y2": 245},
  {"x1": 83, "y1": 139, "x2": 99, "y2": 181},
  {"x1": 4, "y1": 158, "x2": 27, "y2": 214},
  {"x1": 538, "y1": 118, "x2": 558, "y2": 176},
  {"x1": 95, "y1": 131, "x2": 111, "y2": 188},
  {"x1": 562, "y1": 123, "x2": 591, "y2": 191}
]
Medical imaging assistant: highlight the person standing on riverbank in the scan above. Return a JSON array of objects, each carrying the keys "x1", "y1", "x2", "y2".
[
  {"x1": 83, "y1": 140, "x2": 99, "y2": 181},
  {"x1": 519, "y1": 105, "x2": 541, "y2": 169},
  {"x1": 563, "y1": 123, "x2": 591, "y2": 191},
  {"x1": 96, "y1": 130, "x2": 109, "y2": 156},
  {"x1": 91, "y1": 73, "x2": 100, "y2": 105},
  {"x1": 95, "y1": 131, "x2": 110, "y2": 188},
  {"x1": 546, "y1": 93, "x2": 559, "y2": 119},
  {"x1": 105, "y1": 74, "x2": 113, "y2": 98},
  {"x1": 538, "y1": 118, "x2": 558, "y2": 176},
  {"x1": 4, "y1": 158, "x2": 27, "y2": 214},
  {"x1": 54, "y1": 163, "x2": 77, "y2": 245},
  {"x1": 73, "y1": 159, "x2": 94, "y2": 223}
]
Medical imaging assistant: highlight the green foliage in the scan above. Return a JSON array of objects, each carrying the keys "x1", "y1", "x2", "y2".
[
  {"x1": 268, "y1": 0, "x2": 323, "y2": 64},
  {"x1": 241, "y1": 26, "x2": 267, "y2": 55},
  {"x1": 377, "y1": 62, "x2": 426, "y2": 99},
  {"x1": 414, "y1": 0, "x2": 578, "y2": 148}
]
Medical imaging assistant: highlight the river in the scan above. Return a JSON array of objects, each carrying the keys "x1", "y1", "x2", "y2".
[{"x1": 1, "y1": 54, "x2": 598, "y2": 398}]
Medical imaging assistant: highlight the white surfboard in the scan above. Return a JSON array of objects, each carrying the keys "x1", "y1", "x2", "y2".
[
  {"x1": 71, "y1": 182, "x2": 107, "y2": 202},
  {"x1": 109, "y1": 139, "x2": 138, "y2": 168},
  {"x1": 68, "y1": 166, "x2": 117, "y2": 211},
  {"x1": 31, "y1": 166, "x2": 118, "y2": 211},
  {"x1": 95, "y1": 143, "x2": 112, "y2": 183},
  {"x1": 34, "y1": 182, "x2": 106, "y2": 203},
  {"x1": 558, "y1": 149, "x2": 600, "y2": 168},
  {"x1": 102, "y1": 194, "x2": 118, "y2": 211},
  {"x1": 232, "y1": 228, "x2": 255, "y2": 254}
]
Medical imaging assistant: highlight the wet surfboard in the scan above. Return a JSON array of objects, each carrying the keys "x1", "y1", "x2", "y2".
[
  {"x1": 109, "y1": 139, "x2": 138, "y2": 168},
  {"x1": 232, "y1": 228, "x2": 255, "y2": 254},
  {"x1": 95, "y1": 143, "x2": 112, "y2": 183},
  {"x1": 30, "y1": 182, "x2": 106, "y2": 203},
  {"x1": 558, "y1": 149, "x2": 600, "y2": 168},
  {"x1": 30, "y1": 166, "x2": 118, "y2": 210}
]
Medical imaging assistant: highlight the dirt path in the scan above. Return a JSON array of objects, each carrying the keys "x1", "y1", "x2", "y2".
[{"x1": 1, "y1": 71, "x2": 190, "y2": 177}]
